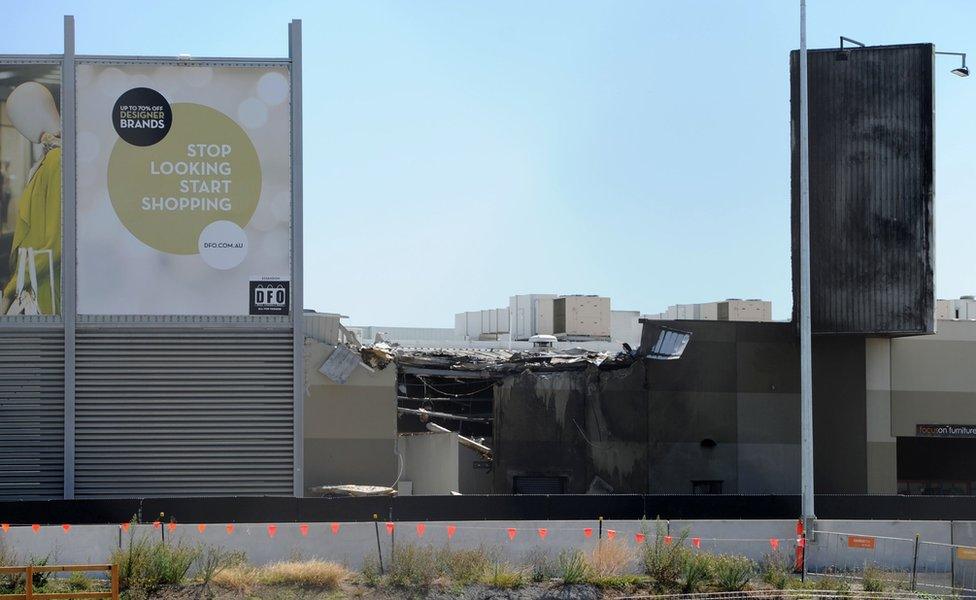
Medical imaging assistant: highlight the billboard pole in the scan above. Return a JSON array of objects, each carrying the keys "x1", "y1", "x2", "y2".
[
  {"x1": 799, "y1": 0, "x2": 815, "y2": 527},
  {"x1": 62, "y1": 14, "x2": 77, "y2": 500},
  {"x1": 289, "y1": 19, "x2": 305, "y2": 498}
]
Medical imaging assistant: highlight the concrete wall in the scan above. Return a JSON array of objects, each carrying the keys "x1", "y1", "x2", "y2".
[
  {"x1": 398, "y1": 432, "x2": 459, "y2": 495},
  {"x1": 304, "y1": 340, "x2": 397, "y2": 492}
]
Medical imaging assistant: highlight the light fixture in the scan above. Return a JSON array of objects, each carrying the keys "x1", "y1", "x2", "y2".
[
  {"x1": 837, "y1": 36, "x2": 865, "y2": 61},
  {"x1": 936, "y1": 51, "x2": 969, "y2": 77},
  {"x1": 839, "y1": 36, "x2": 866, "y2": 49}
]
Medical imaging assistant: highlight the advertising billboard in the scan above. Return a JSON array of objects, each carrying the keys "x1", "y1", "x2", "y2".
[
  {"x1": 76, "y1": 63, "x2": 291, "y2": 316},
  {"x1": 0, "y1": 64, "x2": 62, "y2": 317}
]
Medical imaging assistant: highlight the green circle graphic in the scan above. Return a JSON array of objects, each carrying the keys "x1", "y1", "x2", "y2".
[{"x1": 108, "y1": 102, "x2": 261, "y2": 255}]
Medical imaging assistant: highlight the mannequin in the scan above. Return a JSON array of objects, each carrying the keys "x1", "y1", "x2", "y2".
[{"x1": 1, "y1": 81, "x2": 61, "y2": 315}]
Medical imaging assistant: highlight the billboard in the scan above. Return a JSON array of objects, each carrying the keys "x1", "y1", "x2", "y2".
[
  {"x1": 76, "y1": 63, "x2": 291, "y2": 316},
  {"x1": 0, "y1": 64, "x2": 62, "y2": 317}
]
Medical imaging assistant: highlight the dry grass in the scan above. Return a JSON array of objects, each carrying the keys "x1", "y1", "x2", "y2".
[
  {"x1": 260, "y1": 560, "x2": 351, "y2": 588},
  {"x1": 211, "y1": 564, "x2": 261, "y2": 593},
  {"x1": 587, "y1": 539, "x2": 636, "y2": 578},
  {"x1": 212, "y1": 560, "x2": 350, "y2": 592}
]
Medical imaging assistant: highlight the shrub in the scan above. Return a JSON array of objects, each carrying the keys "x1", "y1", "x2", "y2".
[
  {"x1": 110, "y1": 529, "x2": 200, "y2": 594},
  {"x1": 196, "y1": 547, "x2": 246, "y2": 596},
  {"x1": 759, "y1": 551, "x2": 792, "y2": 590},
  {"x1": 360, "y1": 556, "x2": 381, "y2": 587},
  {"x1": 484, "y1": 563, "x2": 526, "y2": 589},
  {"x1": 439, "y1": 546, "x2": 493, "y2": 585},
  {"x1": 261, "y1": 560, "x2": 350, "y2": 588},
  {"x1": 587, "y1": 539, "x2": 635, "y2": 578},
  {"x1": 712, "y1": 554, "x2": 755, "y2": 591},
  {"x1": 557, "y1": 550, "x2": 591, "y2": 585},
  {"x1": 681, "y1": 552, "x2": 713, "y2": 593},
  {"x1": 862, "y1": 564, "x2": 884, "y2": 593},
  {"x1": 641, "y1": 521, "x2": 691, "y2": 591},
  {"x1": 66, "y1": 571, "x2": 95, "y2": 592},
  {"x1": 386, "y1": 545, "x2": 440, "y2": 589},
  {"x1": 523, "y1": 547, "x2": 556, "y2": 582}
]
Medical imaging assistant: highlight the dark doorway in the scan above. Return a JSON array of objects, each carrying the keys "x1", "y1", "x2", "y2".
[{"x1": 897, "y1": 437, "x2": 976, "y2": 495}]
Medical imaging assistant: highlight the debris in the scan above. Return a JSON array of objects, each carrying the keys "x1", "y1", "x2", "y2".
[
  {"x1": 426, "y1": 422, "x2": 493, "y2": 458},
  {"x1": 318, "y1": 344, "x2": 361, "y2": 384},
  {"x1": 307, "y1": 484, "x2": 397, "y2": 497}
]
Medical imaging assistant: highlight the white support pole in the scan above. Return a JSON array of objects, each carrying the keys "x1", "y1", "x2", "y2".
[
  {"x1": 289, "y1": 19, "x2": 305, "y2": 498},
  {"x1": 799, "y1": 0, "x2": 815, "y2": 525},
  {"x1": 62, "y1": 14, "x2": 77, "y2": 500}
]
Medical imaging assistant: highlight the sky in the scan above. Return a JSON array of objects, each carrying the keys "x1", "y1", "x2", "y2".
[{"x1": 1, "y1": 1, "x2": 973, "y2": 326}]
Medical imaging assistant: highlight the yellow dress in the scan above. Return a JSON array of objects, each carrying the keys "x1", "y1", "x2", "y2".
[{"x1": 3, "y1": 147, "x2": 61, "y2": 315}]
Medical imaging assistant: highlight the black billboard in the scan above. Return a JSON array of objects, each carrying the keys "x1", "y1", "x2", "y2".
[{"x1": 791, "y1": 43, "x2": 935, "y2": 336}]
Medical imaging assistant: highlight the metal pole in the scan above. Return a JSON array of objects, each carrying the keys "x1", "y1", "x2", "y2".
[
  {"x1": 289, "y1": 19, "x2": 305, "y2": 498},
  {"x1": 798, "y1": 0, "x2": 816, "y2": 527},
  {"x1": 911, "y1": 533, "x2": 920, "y2": 591},
  {"x1": 62, "y1": 14, "x2": 77, "y2": 500}
]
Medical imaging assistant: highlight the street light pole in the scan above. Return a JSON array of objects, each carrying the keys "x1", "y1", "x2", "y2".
[{"x1": 798, "y1": 0, "x2": 816, "y2": 527}]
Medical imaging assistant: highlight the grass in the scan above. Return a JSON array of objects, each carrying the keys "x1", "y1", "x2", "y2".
[
  {"x1": 712, "y1": 553, "x2": 756, "y2": 591},
  {"x1": 110, "y1": 530, "x2": 199, "y2": 594},
  {"x1": 557, "y1": 550, "x2": 591, "y2": 585},
  {"x1": 587, "y1": 539, "x2": 635, "y2": 578},
  {"x1": 640, "y1": 520, "x2": 692, "y2": 592},
  {"x1": 262, "y1": 560, "x2": 352, "y2": 588},
  {"x1": 484, "y1": 563, "x2": 526, "y2": 589},
  {"x1": 862, "y1": 564, "x2": 884, "y2": 593}
]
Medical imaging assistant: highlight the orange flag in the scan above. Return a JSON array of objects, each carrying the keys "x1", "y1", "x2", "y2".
[
  {"x1": 267, "y1": 524, "x2": 278, "y2": 538},
  {"x1": 664, "y1": 535, "x2": 672, "y2": 545},
  {"x1": 197, "y1": 524, "x2": 207, "y2": 534},
  {"x1": 152, "y1": 521, "x2": 161, "y2": 529},
  {"x1": 1, "y1": 524, "x2": 9, "y2": 534},
  {"x1": 635, "y1": 532, "x2": 646, "y2": 544},
  {"x1": 416, "y1": 523, "x2": 426, "y2": 537},
  {"x1": 120, "y1": 523, "x2": 130, "y2": 533},
  {"x1": 507, "y1": 528, "x2": 517, "y2": 541},
  {"x1": 692, "y1": 537, "x2": 701, "y2": 549},
  {"x1": 31, "y1": 524, "x2": 40, "y2": 533},
  {"x1": 226, "y1": 524, "x2": 235, "y2": 535},
  {"x1": 385, "y1": 522, "x2": 395, "y2": 535},
  {"x1": 606, "y1": 529, "x2": 616, "y2": 540},
  {"x1": 770, "y1": 538, "x2": 780, "y2": 550},
  {"x1": 583, "y1": 528, "x2": 593, "y2": 539},
  {"x1": 330, "y1": 522, "x2": 340, "y2": 535},
  {"x1": 167, "y1": 523, "x2": 177, "y2": 533},
  {"x1": 62, "y1": 524, "x2": 71, "y2": 533},
  {"x1": 537, "y1": 528, "x2": 548, "y2": 540},
  {"x1": 447, "y1": 524, "x2": 457, "y2": 539},
  {"x1": 299, "y1": 524, "x2": 309, "y2": 537}
]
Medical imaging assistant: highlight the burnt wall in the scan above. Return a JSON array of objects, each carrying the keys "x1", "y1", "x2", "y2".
[
  {"x1": 492, "y1": 363, "x2": 648, "y2": 494},
  {"x1": 790, "y1": 43, "x2": 935, "y2": 335}
]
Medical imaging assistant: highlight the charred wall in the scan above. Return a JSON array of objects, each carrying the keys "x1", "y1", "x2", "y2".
[{"x1": 790, "y1": 43, "x2": 935, "y2": 336}]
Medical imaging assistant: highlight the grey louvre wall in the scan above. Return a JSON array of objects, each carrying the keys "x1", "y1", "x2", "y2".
[
  {"x1": 791, "y1": 44, "x2": 935, "y2": 336},
  {"x1": 75, "y1": 328, "x2": 293, "y2": 498},
  {"x1": 0, "y1": 329, "x2": 64, "y2": 500}
]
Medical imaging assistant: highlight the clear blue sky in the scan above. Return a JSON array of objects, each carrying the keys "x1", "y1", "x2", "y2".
[{"x1": 2, "y1": 1, "x2": 973, "y2": 326}]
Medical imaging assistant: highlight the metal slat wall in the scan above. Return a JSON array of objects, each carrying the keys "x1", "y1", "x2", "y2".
[
  {"x1": 0, "y1": 330, "x2": 65, "y2": 500},
  {"x1": 75, "y1": 329, "x2": 293, "y2": 498},
  {"x1": 790, "y1": 44, "x2": 935, "y2": 335}
]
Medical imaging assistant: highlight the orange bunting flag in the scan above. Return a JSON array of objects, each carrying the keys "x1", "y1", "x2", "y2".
[
  {"x1": 692, "y1": 537, "x2": 701, "y2": 549},
  {"x1": 31, "y1": 524, "x2": 40, "y2": 533},
  {"x1": 507, "y1": 528, "x2": 517, "y2": 541},
  {"x1": 385, "y1": 522, "x2": 395, "y2": 535},
  {"x1": 537, "y1": 528, "x2": 548, "y2": 540},
  {"x1": 152, "y1": 521, "x2": 161, "y2": 529},
  {"x1": 226, "y1": 524, "x2": 235, "y2": 535},
  {"x1": 583, "y1": 528, "x2": 593, "y2": 539},
  {"x1": 447, "y1": 524, "x2": 457, "y2": 539},
  {"x1": 635, "y1": 532, "x2": 646, "y2": 544},
  {"x1": 770, "y1": 538, "x2": 779, "y2": 550},
  {"x1": 664, "y1": 535, "x2": 672, "y2": 545},
  {"x1": 299, "y1": 524, "x2": 309, "y2": 537},
  {"x1": 197, "y1": 524, "x2": 207, "y2": 534},
  {"x1": 167, "y1": 523, "x2": 177, "y2": 533},
  {"x1": 267, "y1": 524, "x2": 278, "y2": 538},
  {"x1": 120, "y1": 523, "x2": 130, "y2": 533},
  {"x1": 416, "y1": 523, "x2": 426, "y2": 538},
  {"x1": 1, "y1": 524, "x2": 9, "y2": 534},
  {"x1": 330, "y1": 523, "x2": 340, "y2": 535},
  {"x1": 62, "y1": 524, "x2": 71, "y2": 533},
  {"x1": 606, "y1": 529, "x2": 616, "y2": 540}
]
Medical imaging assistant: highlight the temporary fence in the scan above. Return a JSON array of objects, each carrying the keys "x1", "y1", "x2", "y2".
[
  {"x1": 0, "y1": 563, "x2": 118, "y2": 600},
  {"x1": 803, "y1": 527, "x2": 976, "y2": 596}
]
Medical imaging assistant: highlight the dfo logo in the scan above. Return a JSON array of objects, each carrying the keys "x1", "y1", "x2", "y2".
[{"x1": 249, "y1": 280, "x2": 289, "y2": 316}]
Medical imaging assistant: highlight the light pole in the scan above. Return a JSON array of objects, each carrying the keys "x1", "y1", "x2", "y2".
[{"x1": 798, "y1": 0, "x2": 815, "y2": 529}]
